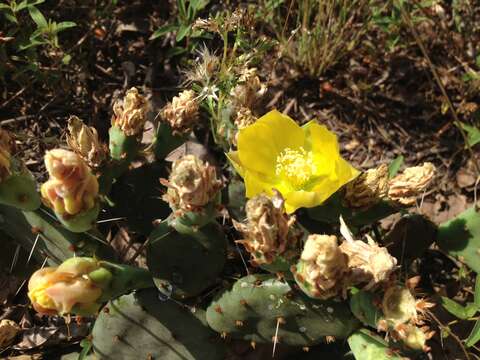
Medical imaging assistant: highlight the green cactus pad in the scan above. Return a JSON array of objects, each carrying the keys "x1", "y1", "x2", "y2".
[
  {"x1": 206, "y1": 274, "x2": 359, "y2": 346},
  {"x1": 437, "y1": 207, "x2": 480, "y2": 273},
  {"x1": 147, "y1": 221, "x2": 227, "y2": 299},
  {"x1": 348, "y1": 329, "x2": 403, "y2": 359},
  {"x1": 0, "y1": 173, "x2": 40, "y2": 211},
  {"x1": 109, "y1": 125, "x2": 140, "y2": 162},
  {"x1": 22, "y1": 207, "x2": 114, "y2": 264},
  {"x1": 54, "y1": 202, "x2": 100, "y2": 233},
  {"x1": 153, "y1": 122, "x2": 186, "y2": 161},
  {"x1": 92, "y1": 289, "x2": 226, "y2": 360}
]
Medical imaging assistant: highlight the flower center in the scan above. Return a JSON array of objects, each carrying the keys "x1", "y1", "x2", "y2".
[{"x1": 275, "y1": 147, "x2": 316, "y2": 188}]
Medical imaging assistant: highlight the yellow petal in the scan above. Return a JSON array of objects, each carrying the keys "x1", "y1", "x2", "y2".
[
  {"x1": 226, "y1": 151, "x2": 245, "y2": 178},
  {"x1": 244, "y1": 170, "x2": 275, "y2": 198},
  {"x1": 283, "y1": 190, "x2": 320, "y2": 213},
  {"x1": 237, "y1": 110, "x2": 304, "y2": 176}
]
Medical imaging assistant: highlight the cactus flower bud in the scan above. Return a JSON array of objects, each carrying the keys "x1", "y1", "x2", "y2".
[
  {"x1": 293, "y1": 235, "x2": 348, "y2": 299},
  {"x1": 66, "y1": 116, "x2": 106, "y2": 167},
  {"x1": 28, "y1": 257, "x2": 107, "y2": 315},
  {"x1": 388, "y1": 162, "x2": 435, "y2": 206},
  {"x1": 231, "y1": 68, "x2": 267, "y2": 110},
  {"x1": 339, "y1": 236, "x2": 397, "y2": 289},
  {"x1": 234, "y1": 192, "x2": 301, "y2": 266},
  {"x1": 161, "y1": 155, "x2": 222, "y2": 213},
  {"x1": 41, "y1": 149, "x2": 99, "y2": 216},
  {"x1": 382, "y1": 285, "x2": 417, "y2": 327},
  {"x1": 162, "y1": 90, "x2": 200, "y2": 134},
  {"x1": 344, "y1": 164, "x2": 389, "y2": 209},
  {"x1": 112, "y1": 87, "x2": 148, "y2": 136}
]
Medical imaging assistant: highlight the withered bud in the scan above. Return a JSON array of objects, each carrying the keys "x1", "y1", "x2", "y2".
[
  {"x1": 0, "y1": 319, "x2": 20, "y2": 348},
  {"x1": 234, "y1": 191, "x2": 300, "y2": 266},
  {"x1": 231, "y1": 68, "x2": 267, "y2": 110},
  {"x1": 66, "y1": 116, "x2": 106, "y2": 167},
  {"x1": 294, "y1": 235, "x2": 348, "y2": 299},
  {"x1": 394, "y1": 324, "x2": 428, "y2": 352},
  {"x1": 388, "y1": 162, "x2": 435, "y2": 206},
  {"x1": 339, "y1": 236, "x2": 397, "y2": 289},
  {"x1": 112, "y1": 87, "x2": 148, "y2": 136},
  {"x1": 185, "y1": 47, "x2": 220, "y2": 85},
  {"x1": 161, "y1": 155, "x2": 222, "y2": 212},
  {"x1": 0, "y1": 128, "x2": 14, "y2": 182},
  {"x1": 382, "y1": 285, "x2": 417, "y2": 327},
  {"x1": 344, "y1": 164, "x2": 389, "y2": 209},
  {"x1": 162, "y1": 90, "x2": 200, "y2": 134}
]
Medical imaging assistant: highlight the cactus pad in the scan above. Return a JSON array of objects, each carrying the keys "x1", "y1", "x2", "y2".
[
  {"x1": 92, "y1": 289, "x2": 226, "y2": 360},
  {"x1": 206, "y1": 274, "x2": 359, "y2": 346},
  {"x1": 147, "y1": 221, "x2": 227, "y2": 299}
]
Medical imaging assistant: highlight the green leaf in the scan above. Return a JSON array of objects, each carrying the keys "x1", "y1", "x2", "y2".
[
  {"x1": 441, "y1": 297, "x2": 478, "y2": 320},
  {"x1": 350, "y1": 289, "x2": 383, "y2": 328},
  {"x1": 175, "y1": 24, "x2": 191, "y2": 42},
  {"x1": 55, "y1": 21, "x2": 76, "y2": 32},
  {"x1": 150, "y1": 24, "x2": 177, "y2": 40},
  {"x1": 475, "y1": 275, "x2": 480, "y2": 308},
  {"x1": 166, "y1": 46, "x2": 187, "y2": 58},
  {"x1": 17, "y1": 0, "x2": 45, "y2": 12},
  {"x1": 28, "y1": 5, "x2": 47, "y2": 28},
  {"x1": 459, "y1": 121, "x2": 480, "y2": 148},
  {"x1": 388, "y1": 155, "x2": 404, "y2": 178},
  {"x1": 348, "y1": 329, "x2": 404, "y2": 359},
  {"x1": 465, "y1": 318, "x2": 480, "y2": 348}
]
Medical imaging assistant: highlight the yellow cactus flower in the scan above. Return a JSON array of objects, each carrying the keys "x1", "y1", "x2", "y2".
[
  {"x1": 0, "y1": 128, "x2": 14, "y2": 182},
  {"x1": 227, "y1": 110, "x2": 359, "y2": 213},
  {"x1": 28, "y1": 258, "x2": 104, "y2": 315},
  {"x1": 41, "y1": 149, "x2": 99, "y2": 216}
]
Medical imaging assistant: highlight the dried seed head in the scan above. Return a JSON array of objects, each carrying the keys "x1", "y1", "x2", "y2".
[
  {"x1": 231, "y1": 68, "x2": 267, "y2": 110},
  {"x1": 112, "y1": 87, "x2": 148, "y2": 136},
  {"x1": 41, "y1": 149, "x2": 99, "y2": 216},
  {"x1": 388, "y1": 162, "x2": 435, "y2": 206},
  {"x1": 184, "y1": 47, "x2": 220, "y2": 85},
  {"x1": 162, "y1": 155, "x2": 222, "y2": 212},
  {"x1": 66, "y1": 116, "x2": 106, "y2": 167},
  {"x1": 293, "y1": 234, "x2": 348, "y2": 299},
  {"x1": 382, "y1": 285, "x2": 417, "y2": 327},
  {"x1": 339, "y1": 236, "x2": 397, "y2": 289},
  {"x1": 344, "y1": 164, "x2": 389, "y2": 209},
  {"x1": 162, "y1": 90, "x2": 199, "y2": 134},
  {"x1": 234, "y1": 191, "x2": 301, "y2": 266},
  {"x1": 0, "y1": 128, "x2": 14, "y2": 182}
]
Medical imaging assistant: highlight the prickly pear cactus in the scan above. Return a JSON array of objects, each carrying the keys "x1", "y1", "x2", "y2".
[
  {"x1": 92, "y1": 289, "x2": 226, "y2": 360},
  {"x1": 147, "y1": 220, "x2": 227, "y2": 299},
  {"x1": 0, "y1": 170, "x2": 40, "y2": 211},
  {"x1": 206, "y1": 274, "x2": 360, "y2": 346}
]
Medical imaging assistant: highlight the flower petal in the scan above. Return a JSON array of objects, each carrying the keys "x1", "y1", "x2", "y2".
[
  {"x1": 237, "y1": 110, "x2": 304, "y2": 176},
  {"x1": 283, "y1": 190, "x2": 320, "y2": 213},
  {"x1": 244, "y1": 170, "x2": 276, "y2": 198},
  {"x1": 226, "y1": 151, "x2": 245, "y2": 177}
]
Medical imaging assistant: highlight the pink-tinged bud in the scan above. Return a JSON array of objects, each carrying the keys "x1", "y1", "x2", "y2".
[
  {"x1": 41, "y1": 149, "x2": 98, "y2": 216},
  {"x1": 112, "y1": 87, "x2": 148, "y2": 136},
  {"x1": 27, "y1": 257, "x2": 108, "y2": 315}
]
